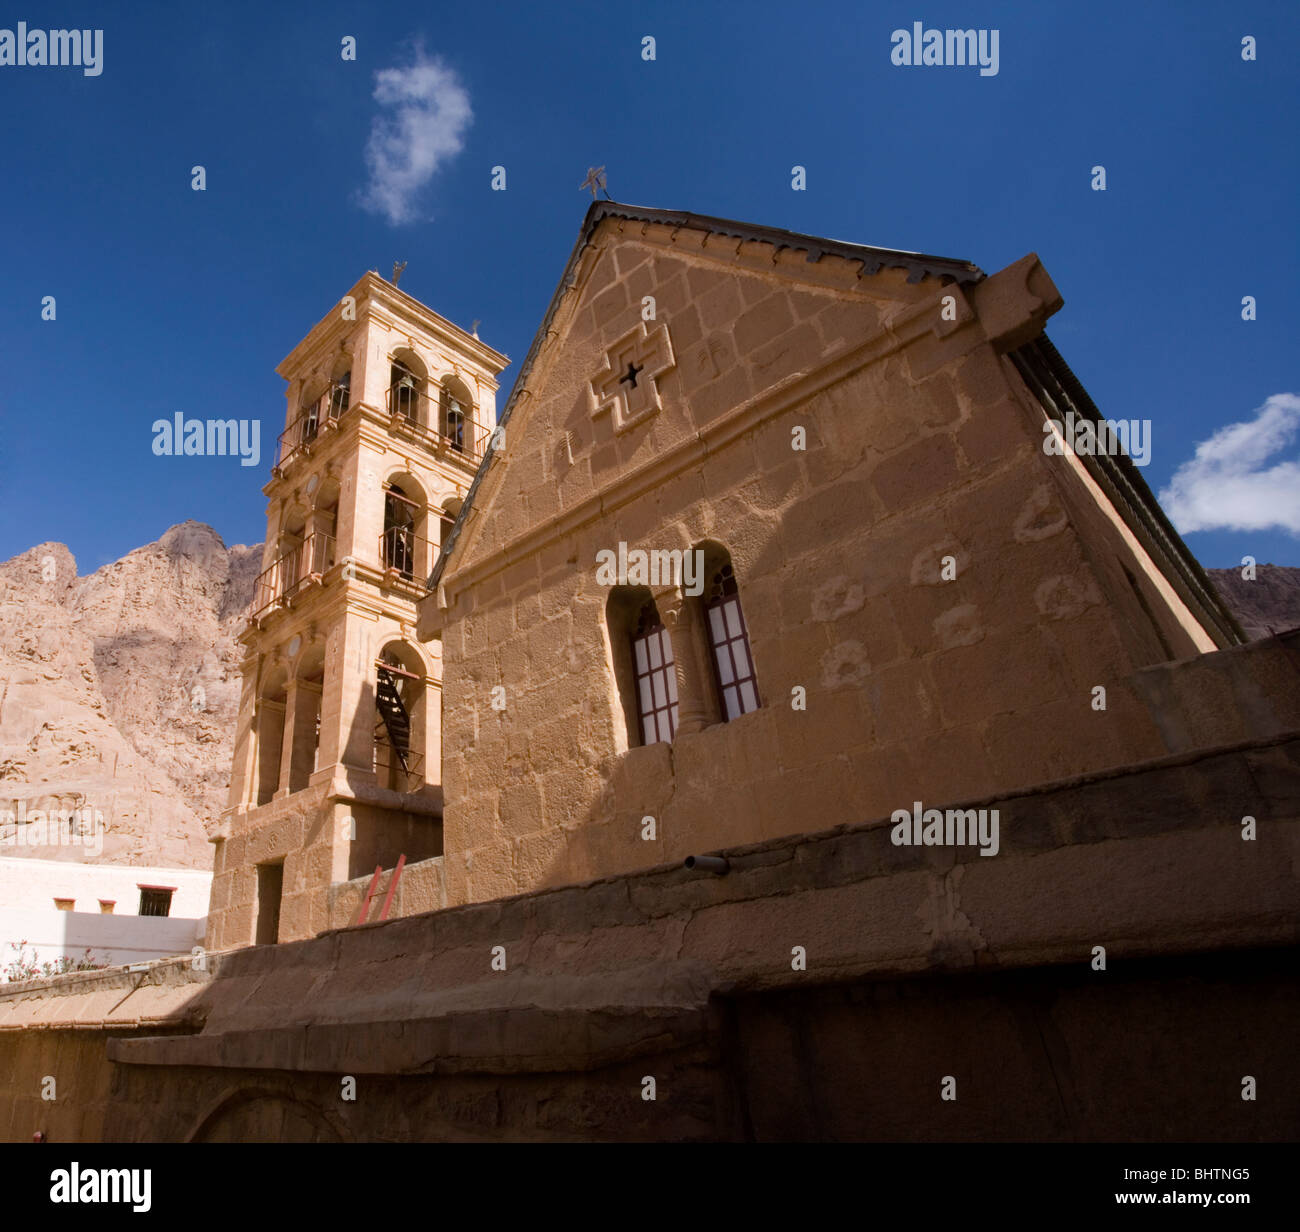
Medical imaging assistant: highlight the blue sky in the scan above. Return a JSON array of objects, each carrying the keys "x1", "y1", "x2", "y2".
[{"x1": 1, "y1": 0, "x2": 1296, "y2": 572}]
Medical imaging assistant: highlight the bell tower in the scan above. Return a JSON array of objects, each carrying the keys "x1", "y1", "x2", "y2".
[{"x1": 205, "y1": 272, "x2": 508, "y2": 949}]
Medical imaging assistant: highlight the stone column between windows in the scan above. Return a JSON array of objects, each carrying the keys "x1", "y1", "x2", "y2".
[
  {"x1": 276, "y1": 681, "x2": 304, "y2": 799},
  {"x1": 227, "y1": 668, "x2": 259, "y2": 809},
  {"x1": 658, "y1": 588, "x2": 709, "y2": 736},
  {"x1": 312, "y1": 611, "x2": 379, "y2": 785},
  {"x1": 255, "y1": 700, "x2": 286, "y2": 804},
  {"x1": 422, "y1": 676, "x2": 442, "y2": 790},
  {"x1": 280, "y1": 678, "x2": 323, "y2": 796}
]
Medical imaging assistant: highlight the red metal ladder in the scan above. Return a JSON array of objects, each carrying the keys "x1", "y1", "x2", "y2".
[{"x1": 353, "y1": 854, "x2": 406, "y2": 926}]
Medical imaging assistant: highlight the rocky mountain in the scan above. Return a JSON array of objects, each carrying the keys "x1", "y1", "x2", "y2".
[
  {"x1": 1206, "y1": 565, "x2": 1300, "y2": 641},
  {"x1": 0, "y1": 524, "x2": 260, "y2": 869}
]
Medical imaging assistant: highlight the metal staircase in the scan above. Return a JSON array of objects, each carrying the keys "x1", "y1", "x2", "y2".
[{"x1": 375, "y1": 666, "x2": 411, "y2": 772}]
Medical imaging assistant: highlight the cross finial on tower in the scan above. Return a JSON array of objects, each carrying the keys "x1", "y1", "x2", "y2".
[
  {"x1": 580, "y1": 166, "x2": 609, "y2": 200},
  {"x1": 392, "y1": 260, "x2": 408, "y2": 286}
]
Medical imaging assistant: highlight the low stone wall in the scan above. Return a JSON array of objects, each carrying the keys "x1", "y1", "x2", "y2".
[
  {"x1": 0, "y1": 959, "x2": 209, "y2": 1142},
  {"x1": 0, "y1": 731, "x2": 1291, "y2": 1141},
  {"x1": 91, "y1": 948, "x2": 1298, "y2": 1142}
]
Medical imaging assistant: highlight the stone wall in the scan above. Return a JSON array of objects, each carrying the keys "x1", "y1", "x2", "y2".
[
  {"x1": 206, "y1": 781, "x2": 334, "y2": 949},
  {"x1": 2, "y1": 721, "x2": 1292, "y2": 1141},
  {"x1": 0, "y1": 960, "x2": 207, "y2": 1142},
  {"x1": 94, "y1": 949, "x2": 1300, "y2": 1142},
  {"x1": 326, "y1": 853, "x2": 446, "y2": 929},
  {"x1": 428, "y1": 219, "x2": 1247, "y2": 906},
  {"x1": 206, "y1": 783, "x2": 444, "y2": 950}
]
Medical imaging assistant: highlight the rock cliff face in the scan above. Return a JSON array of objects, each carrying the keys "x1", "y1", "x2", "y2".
[
  {"x1": 0, "y1": 524, "x2": 260, "y2": 869},
  {"x1": 1206, "y1": 565, "x2": 1300, "y2": 641}
]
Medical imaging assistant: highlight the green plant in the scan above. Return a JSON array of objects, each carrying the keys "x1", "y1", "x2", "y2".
[{"x1": 2, "y1": 940, "x2": 109, "y2": 982}]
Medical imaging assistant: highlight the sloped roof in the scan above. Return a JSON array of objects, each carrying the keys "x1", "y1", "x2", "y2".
[
  {"x1": 1009, "y1": 336, "x2": 1245, "y2": 645},
  {"x1": 427, "y1": 201, "x2": 984, "y2": 590},
  {"x1": 588, "y1": 202, "x2": 985, "y2": 286}
]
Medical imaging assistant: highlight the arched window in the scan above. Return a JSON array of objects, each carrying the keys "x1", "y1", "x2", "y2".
[
  {"x1": 254, "y1": 666, "x2": 288, "y2": 806},
  {"x1": 439, "y1": 379, "x2": 473, "y2": 452},
  {"x1": 382, "y1": 482, "x2": 419, "y2": 580},
  {"x1": 388, "y1": 352, "x2": 427, "y2": 424},
  {"x1": 297, "y1": 381, "x2": 325, "y2": 445},
  {"x1": 631, "y1": 600, "x2": 678, "y2": 744},
  {"x1": 705, "y1": 560, "x2": 760, "y2": 720},
  {"x1": 438, "y1": 498, "x2": 461, "y2": 558},
  {"x1": 328, "y1": 368, "x2": 351, "y2": 420},
  {"x1": 309, "y1": 478, "x2": 340, "y2": 575},
  {"x1": 275, "y1": 511, "x2": 307, "y2": 602},
  {"x1": 287, "y1": 645, "x2": 325, "y2": 794},
  {"x1": 374, "y1": 643, "x2": 425, "y2": 790}
]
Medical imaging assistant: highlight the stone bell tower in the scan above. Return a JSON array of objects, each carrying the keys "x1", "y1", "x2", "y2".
[{"x1": 205, "y1": 272, "x2": 508, "y2": 950}]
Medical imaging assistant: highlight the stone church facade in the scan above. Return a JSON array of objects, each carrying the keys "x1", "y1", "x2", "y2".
[
  {"x1": 418, "y1": 203, "x2": 1240, "y2": 903},
  {"x1": 2, "y1": 204, "x2": 1296, "y2": 1143}
]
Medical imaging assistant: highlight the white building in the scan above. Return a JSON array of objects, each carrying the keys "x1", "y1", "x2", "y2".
[{"x1": 0, "y1": 857, "x2": 211, "y2": 976}]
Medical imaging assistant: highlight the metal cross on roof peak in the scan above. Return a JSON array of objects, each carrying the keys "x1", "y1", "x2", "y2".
[{"x1": 580, "y1": 166, "x2": 609, "y2": 200}]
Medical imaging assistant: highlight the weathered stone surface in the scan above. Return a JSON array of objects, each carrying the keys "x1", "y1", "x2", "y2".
[
  {"x1": 0, "y1": 734, "x2": 1295, "y2": 1142},
  {"x1": 425, "y1": 215, "x2": 1256, "y2": 909},
  {"x1": 0, "y1": 523, "x2": 259, "y2": 867},
  {"x1": 1207, "y1": 565, "x2": 1300, "y2": 640}
]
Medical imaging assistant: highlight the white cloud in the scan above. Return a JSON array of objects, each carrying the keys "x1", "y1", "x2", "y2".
[
  {"x1": 1159, "y1": 393, "x2": 1300, "y2": 536},
  {"x1": 359, "y1": 52, "x2": 471, "y2": 225}
]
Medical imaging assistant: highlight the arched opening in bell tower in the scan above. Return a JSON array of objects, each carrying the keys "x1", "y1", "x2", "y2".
[
  {"x1": 328, "y1": 353, "x2": 352, "y2": 421},
  {"x1": 296, "y1": 378, "x2": 326, "y2": 446},
  {"x1": 254, "y1": 664, "x2": 288, "y2": 806},
  {"x1": 388, "y1": 348, "x2": 427, "y2": 425},
  {"x1": 308, "y1": 477, "x2": 340, "y2": 575},
  {"x1": 437, "y1": 495, "x2": 462, "y2": 561},
  {"x1": 374, "y1": 642, "x2": 426, "y2": 792},
  {"x1": 274, "y1": 507, "x2": 308, "y2": 601},
  {"x1": 381, "y1": 474, "x2": 430, "y2": 582},
  {"x1": 287, "y1": 643, "x2": 326, "y2": 793},
  {"x1": 382, "y1": 484, "x2": 416, "y2": 578},
  {"x1": 438, "y1": 375, "x2": 475, "y2": 453}
]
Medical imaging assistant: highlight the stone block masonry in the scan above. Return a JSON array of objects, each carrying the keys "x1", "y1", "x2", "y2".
[{"x1": 0, "y1": 728, "x2": 1294, "y2": 1141}]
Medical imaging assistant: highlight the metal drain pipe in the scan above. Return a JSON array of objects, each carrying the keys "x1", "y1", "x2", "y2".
[{"x1": 683, "y1": 854, "x2": 730, "y2": 875}]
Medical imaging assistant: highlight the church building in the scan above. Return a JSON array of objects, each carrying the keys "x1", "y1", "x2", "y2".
[
  {"x1": 207, "y1": 201, "x2": 1252, "y2": 944},
  {"x1": 414, "y1": 201, "x2": 1240, "y2": 904},
  {"x1": 17, "y1": 205, "x2": 1286, "y2": 1144}
]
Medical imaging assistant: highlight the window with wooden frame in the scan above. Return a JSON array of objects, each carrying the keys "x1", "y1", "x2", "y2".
[
  {"x1": 706, "y1": 563, "x2": 760, "y2": 720},
  {"x1": 631, "y1": 600, "x2": 678, "y2": 745},
  {"x1": 138, "y1": 886, "x2": 174, "y2": 917}
]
